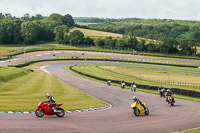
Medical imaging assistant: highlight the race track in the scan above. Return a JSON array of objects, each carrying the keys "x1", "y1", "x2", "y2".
[{"x1": 0, "y1": 51, "x2": 200, "y2": 133}]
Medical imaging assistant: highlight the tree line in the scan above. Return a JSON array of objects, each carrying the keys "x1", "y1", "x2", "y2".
[
  {"x1": 0, "y1": 13, "x2": 199, "y2": 56},
  {"x1": 0, "y1": 13, "x2": 76, "y2": 45},
  {"x1": 87, "y1": 18, "x2": 200, "y2": 55}
]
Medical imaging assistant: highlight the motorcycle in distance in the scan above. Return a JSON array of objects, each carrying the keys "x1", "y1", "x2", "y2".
[
  {"x1": 121, "y1": 81, "x2": 125, "y2": 89},
  {"x1": 159, "y1": 88, "x2": 166, "y2": 97},
  {"x1": 131, "y1": 101, "x2": 149, "y2": 116},
  {"x1": 35, "y1": 100, "x2": 65, "y2": 117},
  {"x1": 107, "y1": 79, "x2": 111, "y2": 86},
  {"x1": 167, "y1": 96, "x2": 175, "y2": 106}
]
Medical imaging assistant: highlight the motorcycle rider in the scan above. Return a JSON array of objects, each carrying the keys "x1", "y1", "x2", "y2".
[
  {"x1": 158, "y1": 86, "x2": 165, "y2": 96},
  {"x1": 158, "y1": 86, "x2": 163, "y2": 91},
  {"x1": 166, "y1": 89, "x2": 175, "y2": 103},
  {"x1": 107, "y1": 79, "x2": 111, "y2": 86},
  {"x1": 132, "y1": 96, "x2": 146, "y2": 109},
  {"x1": 131, "y1": 82, "x2": 137, "y2": 91},
  {"x1": 45, "y1": 93, "x2": 57, "y2": 112},
  {"x1": 121, "y1": 80, "x2": 125, "y2": 88}
]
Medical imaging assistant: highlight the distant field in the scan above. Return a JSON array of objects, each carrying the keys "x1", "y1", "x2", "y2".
[
  {"x1": 70, "y1": 27, "x2": 123, "y2": 38},
  {"x1": 76, "y1": 22, "x2": 98, "y2": 26}
]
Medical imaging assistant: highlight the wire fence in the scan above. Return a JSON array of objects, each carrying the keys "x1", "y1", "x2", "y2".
[{"x1": 138, "y1": 75, "x2": 200, "y2": 89}]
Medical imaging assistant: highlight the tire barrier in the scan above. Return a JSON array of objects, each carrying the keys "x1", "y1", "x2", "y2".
[
  {"x1": 70, "y1": 65, "x2": 200, "y2": 98},
  {"x1": 0, "y1": 56, "x2": 12, "y2": 61}
]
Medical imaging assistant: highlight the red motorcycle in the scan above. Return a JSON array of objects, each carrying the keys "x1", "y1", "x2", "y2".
[
  {"x1": 35, "y1": 100, "x2": 65, "y2": 117},
  {"x1": 167, "y1": 96, "x2": 175, "y2": 106}
]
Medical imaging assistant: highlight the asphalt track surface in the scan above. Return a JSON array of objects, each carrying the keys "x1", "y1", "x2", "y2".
[{"x1": 0, "y1": 51, "x2": 200, "y2": 133}]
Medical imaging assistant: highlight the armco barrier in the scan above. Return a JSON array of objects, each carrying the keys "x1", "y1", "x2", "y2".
[{"x1": 70, "y1": 65, "x2": 200, "y2": 98}]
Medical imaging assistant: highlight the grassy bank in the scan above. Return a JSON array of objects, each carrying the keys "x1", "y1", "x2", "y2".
[
  {"x1": 180, "y1": 128, "x2": 200, "y2": 133},
  {"x1": 68, "y1": 64, "x2": 200, "y2": 91},
  {"x1": 0, "y1": 45, "x2": 23, "y2": 57},
  {"x1": 65, "y1": 66, "x2": 200, "y2": 102},
  {"x1": 0, "y1": 70, "x2": 106, "y2": 112},
  {"x1": 0, "y1": 67, "x2": 30, "y2": 83}
]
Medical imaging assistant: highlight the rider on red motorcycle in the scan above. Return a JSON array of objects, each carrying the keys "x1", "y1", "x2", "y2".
[
  {"x1": 166, "y1": 89, "x2": 175, "y2": 103},
  {"x1": 46, "y1": 93, "x2": 56, "y2": 112}
]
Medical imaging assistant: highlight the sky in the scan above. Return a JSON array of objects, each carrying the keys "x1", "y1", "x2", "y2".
[{"x1": 0, "y1": 0, "x2": 199, "y2": 20}]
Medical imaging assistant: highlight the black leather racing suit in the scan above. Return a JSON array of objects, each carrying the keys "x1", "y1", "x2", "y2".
[{"x1": 47, "y1": 96, "x2": 56, "y2": 109}]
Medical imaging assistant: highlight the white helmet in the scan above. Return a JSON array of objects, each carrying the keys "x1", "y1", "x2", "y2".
[
  {"x1": 45, "y1": 93, "x2": 50, "y2": 98},
  {"x1": 167, "y1": 89, "x2": 170, "y2": 92},
  {"x1": 132, "y1": 96, "x2": 137, "y2": 101}
]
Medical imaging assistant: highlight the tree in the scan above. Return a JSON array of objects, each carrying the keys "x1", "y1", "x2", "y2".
[
  {"x1": 83, "y1": 37, "x2": 94, "y2": 45},
  {"x1": 4, "y1": 13, "x2": 12, "y2": 18},
  {"x1": 54, "y1": 25, "x2": 69, "y2": 44},
  {"x1": 116, "y1": 38, "x2": 127, "y2": 48},
  {"x1": 0, "y1": 22, "x2": 6, "y2": 44},
  {"x1": 136, "y1": 39, "x2": 146, "y2": 51},
  {"x1": 94, "y1": 38, "x2": 105, "y2": 47},
  {"x1": 34, "y1": 14, "x2": 44, "y2": 20},
  {"x1": 49, "y1": 13, "x2": 63, "y2": 25},
  {"x1": 0, "y1": 18, "x2": 22, "y2": 44},
  {"x1": 104, "y1": 36, "x2": 116, "y2": 48},
  {"x1": 63, "y1": 14, "x2": 75, "y2": 27},
  {"x1": 0, "y1": 13, "x2": 4, "y2": 19},
  {"x1": 178, "y1": 40, "x2": 197, "y2": 55},
  {"x1": 41, "y1": 19, "x2": 60, "y2": 41},
  {"x1": 21, "y1": 21, "x2": 38, "y2": 44},
  {"x1": 147, "y1": 42, "x2": 158, "y2": 52},
  {"x1": 68, "y1": 30, "x2": 84, "y2": 44},
  {"x1": 21, "y1": 13, "x2": 31, "y2": 21}
]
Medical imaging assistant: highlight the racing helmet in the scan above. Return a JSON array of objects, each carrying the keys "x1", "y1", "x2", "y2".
[
  {"x1": 167, "y1": 89, "x2": 171, "y2": 92},
  {"x1": 45, "y1": 93, "x2": 50, "y2": 98},
  {"x1": 132, "y1": 96, "x2": 137, "y2": 101}
]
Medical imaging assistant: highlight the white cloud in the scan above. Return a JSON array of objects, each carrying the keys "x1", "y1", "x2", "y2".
[{"x1": 0, "y1": 0, "x2": 199, "y2": 20}]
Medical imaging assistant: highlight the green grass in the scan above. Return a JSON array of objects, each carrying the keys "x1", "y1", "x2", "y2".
[
  {"x1": 68, "y1": 64, "x2": 200, "y2": 91},
  {"x1": 65, "y1": 65, "x2": 200, "y2": 102},
  {"x1": 99, "y1": 65, "x2": 200, "y2": 84},
  {"x1": 0, "y1": 70, "x2": 106, "y2": 112},
  {"x1": 0, "y1": 67, "x2": 30, "y2": 82},
  {"x1": 180, "y1": 128, "x2": 200, "y2": 133},
  {"x1": 0, "y1": 45, "x2": 23, "y2": 57}
]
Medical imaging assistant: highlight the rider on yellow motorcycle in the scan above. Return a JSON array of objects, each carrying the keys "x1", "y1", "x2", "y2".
[{"x1": 132, "y1": 96, "x2": 146, "y2": 109}]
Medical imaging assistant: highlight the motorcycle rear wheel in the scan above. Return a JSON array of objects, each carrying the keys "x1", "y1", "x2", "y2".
[
  {"x1": 35, "y1": 109, "x2": 45, "y2": 117},
  {"x1": 56, "y1": 108, "x2": 65, "y2": 117},
  {"x1": 145, "y1": 108, "x2": 149, "y2": 115}
]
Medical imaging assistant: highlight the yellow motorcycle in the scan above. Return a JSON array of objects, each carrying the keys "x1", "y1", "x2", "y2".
[{"x1": 131, "y1": 101, "x2": 149, "y2": 116}]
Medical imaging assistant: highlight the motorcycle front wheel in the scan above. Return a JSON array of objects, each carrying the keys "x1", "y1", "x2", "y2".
[
  {"x1": 171, "y1": 102, "x2": 174, "y2": 106},
  {"x1": 35, "y1": 109, "x2": 45, "y2": 117},
  {"x1": 56, "y1": 108, "x2": 65, "y2": 117},
  {"x1": 133, "y1": 108, "x2": 140, "y2": 116}
]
